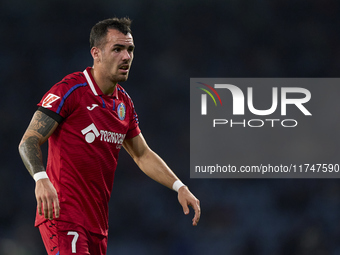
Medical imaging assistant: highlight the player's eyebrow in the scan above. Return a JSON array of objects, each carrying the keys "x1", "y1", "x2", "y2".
[{"x1": 113, "y1": 44, "x2": 135, "y2": 49}]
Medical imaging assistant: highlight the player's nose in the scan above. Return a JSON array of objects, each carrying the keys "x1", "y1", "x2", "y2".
[{"x1": 122, "y1": 49, "x2": 132, "y2": 61}]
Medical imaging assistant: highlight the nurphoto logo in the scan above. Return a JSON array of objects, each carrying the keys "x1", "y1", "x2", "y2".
[
  {"x1": 197, "y1": 82, "x2": 312, "y2": 128},
  {"x1": 190, "y1": 78, "x2": 340, "y2": 179}
]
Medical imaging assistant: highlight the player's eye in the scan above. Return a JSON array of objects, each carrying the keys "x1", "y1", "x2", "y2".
[{"x1": 113, "y1": 48, "x2": 121, "y2": 53}]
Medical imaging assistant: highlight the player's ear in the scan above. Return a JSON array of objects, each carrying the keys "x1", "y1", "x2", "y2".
[{"x1": 91, "y1": 47, "x2": 101, "y2": 63}]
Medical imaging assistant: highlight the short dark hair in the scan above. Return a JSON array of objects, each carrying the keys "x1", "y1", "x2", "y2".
[{"x1": 90, "y1": 17, "x2": 132, "y2": 48}]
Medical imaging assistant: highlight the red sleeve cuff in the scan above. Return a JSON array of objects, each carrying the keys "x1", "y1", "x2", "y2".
[{"x1": 125, "y1": 126, "x2": 141, "y2": 140}]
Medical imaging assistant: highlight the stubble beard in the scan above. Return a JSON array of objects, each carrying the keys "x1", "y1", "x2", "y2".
[
  {"x1": 112, "y1": 73, "x2": 129, "y2": 83},
  {"x1": 106, "y1": 65, "x2": 129, "y2": 84}
]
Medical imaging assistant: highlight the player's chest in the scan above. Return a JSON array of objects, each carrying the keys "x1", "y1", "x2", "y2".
[{"x1": 70, "y1": 94, "x2": 130, "y2": 134}]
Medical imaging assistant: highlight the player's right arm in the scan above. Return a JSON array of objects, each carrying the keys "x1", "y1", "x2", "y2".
[{"x1": 18, "y1": 110, "x2": 60, "y2": 220}]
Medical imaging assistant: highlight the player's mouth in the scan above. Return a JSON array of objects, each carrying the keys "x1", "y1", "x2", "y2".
[{"x1": 118, "y1": 64, "x2": 129, "y2": 74}]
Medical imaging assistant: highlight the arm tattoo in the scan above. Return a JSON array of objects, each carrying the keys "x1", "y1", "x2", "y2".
[
  {"x1": 19, "y1": 136, "x2": 45, "y2": 177},
  {"x1": 19, "y1": 111, "x2": 58, "y2": 177},
  {"x1": 30, "y1": 111, "x2": 57, "y2": 137}
]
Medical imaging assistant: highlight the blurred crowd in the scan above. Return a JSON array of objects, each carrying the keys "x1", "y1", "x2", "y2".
[{"x1": 1, "y1": 0, "x2": 340, "y2": 254}]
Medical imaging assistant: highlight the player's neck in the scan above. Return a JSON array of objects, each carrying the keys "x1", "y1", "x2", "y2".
[{"x1": 91, "y1": 68, "x2": 117, "y2": 96}]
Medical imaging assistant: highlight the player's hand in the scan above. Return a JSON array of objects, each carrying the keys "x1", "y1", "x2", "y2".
[
  {"x1": 178, "y1": 186, "x2": 200, "y2": 226},
  {"x1": 35, "y1": 178, "x2": 60, "y2": 220}
]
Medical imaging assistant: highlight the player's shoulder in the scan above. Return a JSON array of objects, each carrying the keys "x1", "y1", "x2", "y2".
[
  {"x1": 54, "y1": 71, "x2": 88, "y2": 89},
  {"x1": 116, "y1": 84, "x2": 133, "y2": 102},
  {"x1": 39, "y1": 70, "x2": 89, "y2": 111},
  {"x1": 46, "y1": 70, "x2": 89, "y2": 99}
]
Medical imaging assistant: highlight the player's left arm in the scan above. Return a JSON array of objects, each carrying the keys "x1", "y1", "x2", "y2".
[{"x1": 123, "y1": 133, "x2": 200, "y2": 226}]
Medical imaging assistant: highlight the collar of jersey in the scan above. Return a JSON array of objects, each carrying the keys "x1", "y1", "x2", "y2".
[{"x1": 83, "y1": 67, "x2": 119, "y2": 99}]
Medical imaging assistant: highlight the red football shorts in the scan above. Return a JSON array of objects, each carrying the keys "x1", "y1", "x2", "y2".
[{"x1": 38, "y1": 220, "x2": 108, "y2": 255}]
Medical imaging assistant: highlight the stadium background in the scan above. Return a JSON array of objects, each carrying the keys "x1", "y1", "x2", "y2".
[{"x1": 1, "y1": 0, "x2": 340, "y2": 254}]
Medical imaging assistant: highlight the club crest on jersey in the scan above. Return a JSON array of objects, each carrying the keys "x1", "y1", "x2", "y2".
[
  {"x1": 42, "y1": 93, "x2": 60, "y2": 108},
  {"x1": 117, "y1": 103, "x2": 126, "y2": 120}
]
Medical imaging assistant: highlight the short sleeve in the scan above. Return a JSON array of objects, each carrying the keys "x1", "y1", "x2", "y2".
[{"x1": 37, "y1": 73, "x2": 87, "y2": 121}]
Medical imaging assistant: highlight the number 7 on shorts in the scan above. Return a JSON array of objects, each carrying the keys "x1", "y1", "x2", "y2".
[{"x1": 67, "y1": 231, "x2": 79, "y2": 253}]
